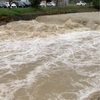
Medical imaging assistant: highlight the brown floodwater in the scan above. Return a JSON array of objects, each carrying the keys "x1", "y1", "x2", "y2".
[{"x1": 0, "y1": 19, "x2": 100, "y2": 100}]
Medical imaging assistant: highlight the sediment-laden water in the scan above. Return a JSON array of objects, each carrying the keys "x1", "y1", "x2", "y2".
[{"x1": 0, "y1": 17, "x2": 100, "y2": 100}]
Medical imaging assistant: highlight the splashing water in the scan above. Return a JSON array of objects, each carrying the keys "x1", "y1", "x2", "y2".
[{"x1": 0, "y1": 19, "x2": 100, "y2": 100}]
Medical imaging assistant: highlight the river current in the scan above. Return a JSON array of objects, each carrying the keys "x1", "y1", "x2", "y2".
[{"x1": 0, "y1": 19, "x2": 100, "y2": 100}]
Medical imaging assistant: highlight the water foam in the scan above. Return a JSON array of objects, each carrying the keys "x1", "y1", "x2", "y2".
[
  {"x1": 0, "y1": 30, "x2": 100, "y2": 100},
  {"x1": 0, "y1": 19, "x2": 92, "y2": 41}
]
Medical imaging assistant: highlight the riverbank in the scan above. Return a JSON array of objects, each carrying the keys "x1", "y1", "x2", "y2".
[{"x1": 0, "y1": 6, "x2": 99, "y2": 26}]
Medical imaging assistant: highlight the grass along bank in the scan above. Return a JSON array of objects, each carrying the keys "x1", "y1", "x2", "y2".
[{"x1": 0, "y1": 6, "x2": 98, "y2": 16}]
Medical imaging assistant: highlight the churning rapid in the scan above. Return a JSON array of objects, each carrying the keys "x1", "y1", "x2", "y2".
[{"x1": 0, "y1": 12, "x2": 100, "y2": 100}]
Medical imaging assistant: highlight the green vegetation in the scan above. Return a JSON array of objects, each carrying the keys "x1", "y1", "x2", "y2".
[
  {"x1": 0, "y1": 6, "x2": 98, "y2": 17},
  {"x1": 40, "y1": 6, "x2": 98, "y2": 14},
  {"x1": 0, "y1": 8, "x2": 35, "y2": 16},
  {"x1": 84, "y1": 0, "x2": 92, "y2": 7},
  {"x1": 93, "y1": 0, "x2": 100, "y2": 10},
  {"x1": 31, "y1": 0, "x2": 40, "y2": 8}
]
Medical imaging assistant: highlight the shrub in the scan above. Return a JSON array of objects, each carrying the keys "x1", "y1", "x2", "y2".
[
  {"x1": 93, "y1": 0, "x2": 100, "y2": 10},
  {"x1": 31, "y1": 0, "x2": 40, "y2": 8}
]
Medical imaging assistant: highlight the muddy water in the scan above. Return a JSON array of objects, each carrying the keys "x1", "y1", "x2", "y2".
[{"x1": 0, "y1": 18, "x2": 100, "y2": 100}]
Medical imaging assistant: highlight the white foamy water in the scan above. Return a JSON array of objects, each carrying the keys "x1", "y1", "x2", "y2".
[{"x1": 0, "y1": 28, "x2": 100, "y2": 100}]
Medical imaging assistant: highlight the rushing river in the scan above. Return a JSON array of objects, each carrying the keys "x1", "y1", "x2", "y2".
[{"x1": 0, "y1": 18, "x2": 100, "y2": 100}]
